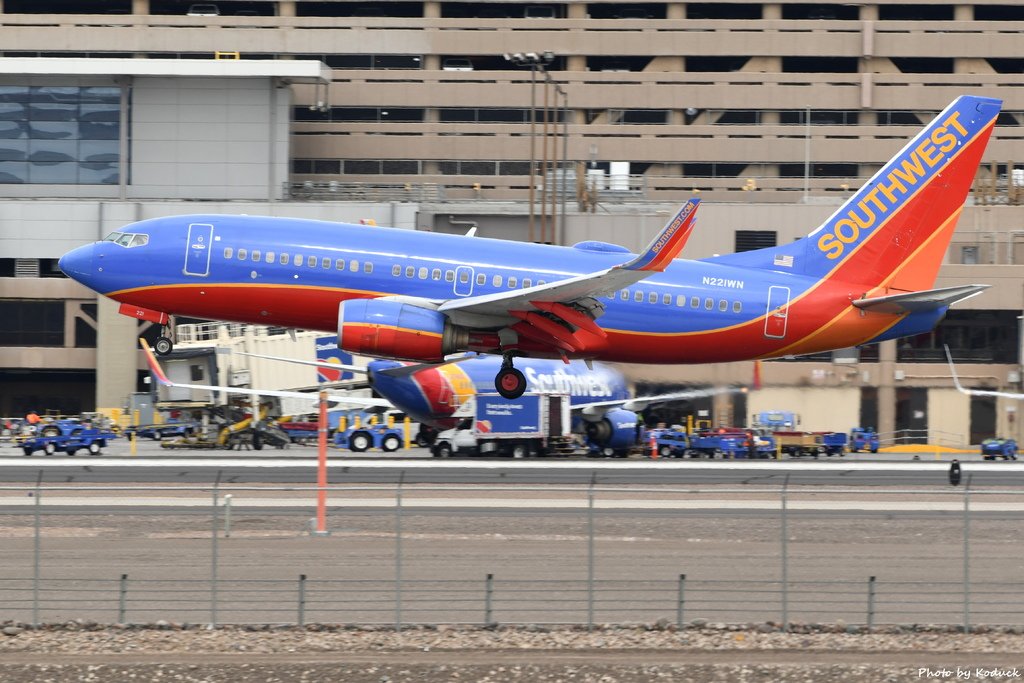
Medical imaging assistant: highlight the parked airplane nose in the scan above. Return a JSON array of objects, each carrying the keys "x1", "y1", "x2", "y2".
[{"x1": 58, "y1": 244, "x2": 94, "y2": 281}]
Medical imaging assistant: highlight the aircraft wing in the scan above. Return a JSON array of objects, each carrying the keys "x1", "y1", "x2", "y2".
[
  {"x1": 437, "y1": 200, "x2": 700, "y2": 334},
  {"x1": 140, "y1": 339, "x2": 393, "y2": 409},
  {"x1": 574, "y1": 385, "x2": 735, "y2": 416},
  {"x1": 853, "y1": 284, "x2": 990, "y2": 315},
  {"x1": 945, "y1": 344, "x2": 1024, "y2": 399},
  {"x1": 237, "y1": 351, "x2": 368, "y2": 375}
]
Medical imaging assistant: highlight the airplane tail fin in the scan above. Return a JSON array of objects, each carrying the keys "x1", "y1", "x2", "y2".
[
  {"x1": 711, "y1": 96, "x2": 1001, "y2": 293},
  {"x1": 619, "y1": 198, "x2": 699, "y2": 272}
]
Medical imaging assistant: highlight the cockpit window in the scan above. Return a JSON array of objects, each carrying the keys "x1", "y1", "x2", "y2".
[{"x1": 103, "y1": 231, "x2": 148, "y2": 248}]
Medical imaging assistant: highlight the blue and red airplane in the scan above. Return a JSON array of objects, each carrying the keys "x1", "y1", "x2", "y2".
[{"x1": 61, "y1": 95, "x2": 1000, "y2": 399}]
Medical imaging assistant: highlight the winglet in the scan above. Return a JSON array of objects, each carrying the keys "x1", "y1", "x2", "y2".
[
  {"x1": 944, "y1": 344, "x2": 967, "y2": 394},
  {"x1": 619, "y1": 198, "x2": 700, "y2": 272},
  {"x1": 139, "y1": 338, "x2": 172, "y2": 386}
]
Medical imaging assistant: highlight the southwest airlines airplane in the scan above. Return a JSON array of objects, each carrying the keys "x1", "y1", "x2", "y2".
[{"x1": 61, "y1": 96, "x2": 1000, "y2": 399}]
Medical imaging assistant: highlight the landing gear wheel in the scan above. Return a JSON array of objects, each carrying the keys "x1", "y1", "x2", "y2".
[
  {"x1": 154, "y1": 336, "x2": 173, "y2": 356},
  {"x1": 495, "y1": 367, "x2": 527, "y2": 400}
]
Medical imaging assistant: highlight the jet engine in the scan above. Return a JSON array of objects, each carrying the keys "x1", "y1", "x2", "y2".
[
  {"x1": 577, "y1": 408, "x2": 640, "y2": 457},
  {"x1": 338, "y1": 299, "x2": 469, "y2": 362}
]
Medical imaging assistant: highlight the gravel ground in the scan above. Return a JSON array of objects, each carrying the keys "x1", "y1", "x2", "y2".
[{"x1": 2, "y1": 622, "x2": 1024, "y2": 682}]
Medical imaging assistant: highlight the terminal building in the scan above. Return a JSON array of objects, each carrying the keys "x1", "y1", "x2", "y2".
[{"x1": 0, "y1": 0, "x2": 1022, "y2": 445}]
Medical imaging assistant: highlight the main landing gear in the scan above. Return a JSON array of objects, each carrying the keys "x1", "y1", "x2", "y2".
[
  {"x1": 154, "y1": 324, "x2": 174, "y2": 356},
  {"x1": 495, "y1": 355, "x2": 527, "y2": 400}
]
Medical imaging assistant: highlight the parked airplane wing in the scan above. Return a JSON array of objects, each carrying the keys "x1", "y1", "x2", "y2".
[
  {"x1": 853, "y1": 284, "x2": 989, "y2": 315},
  {"x1": 437, "y1": 199, "x2": 700, "y2": 324},
  {"x1": 576, "y1": 385, "x2": 736, "y2": 415},
  {"x1": 140, "y1": 338, "x2": 392, "y2": 408},
  {"x1": 945, "y1": 344, "x2": 1024, "y2": 400}
]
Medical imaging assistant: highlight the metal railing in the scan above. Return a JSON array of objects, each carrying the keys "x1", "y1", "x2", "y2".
[
  {"x1": 2, "y1": 574, "x2": 1021, "y2": 630},
  {"x1": 1, "y1": 477, "x2": 1020, "y2": 630}
]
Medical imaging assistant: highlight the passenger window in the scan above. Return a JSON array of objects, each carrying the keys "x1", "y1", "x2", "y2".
[
  {"x1": 252, "y1": 250, "x2": 261, "y2": 262},
  {"x1": 663, "y1": 294, "x2": 672, "y2": 305},
  {"x1": 418, "y1": 267, "x2": 428, "y2": 279},
  {"x1": 392, "y1": 264, "x2": 401, "y2": 277},
  {"x1": 431, "y1": 268, "x2": 441, "y2": 280},
  {"x1": 690, "y1": 296, "x2": 699, "y2": 308},
  {"x1": 238, "y1": 248, "x2": 247, "y2": 260},
  {"x1": 446, "y1": 270, "x2": 455, "y2": 282},
  {"x1": 522, "y1": 278, "x2": 532, "y2": 288},
  {"x1": 308, "y1": 255, "x2": 318, "y2": 268},
  {"x1": 648, "y1": 292, "x2": 657, "y2": 304},
  {"x1": 634, "y1": 291, "x2": 643, "y2": 302},
  {"x1": 476, "y1": 273, "x2": 486, "y2": 286},
  {"x1": 537, "y1": 280, "x2": 546, "y2": 286},
  {"x1": 224, "y1": 247, "x2": 233, "y2": 259},
  {"x1": 406, "y1": 266, "x2": 415, "y2": 278},
  {"x1": 719, "y1": 299, "x2": 728, "y2": 312},
  {"x1": 676, "y1": 295, "x2": 686, "y2": 307},
  {"x1": 459, "y1": 271, "x2": 469, "y2": 283},
  {"x1": 733, "y1": 301, "x2": 742, "y2": 313},
  {"x1": 280, "y1": 253, "x2": 289, "y2": 265},
  {"x1": 265, "y1": 252, "x2": 274, "y2": 264},
  {"x1": 492, "y1": 275, "x2": 503, "y2": 287},
  {"x1": 293, "y1": 254, "x2": 302, "y2": 266},
  {"x1": 320, "y1": 257, "x2": 329, "y2": 269},
  {"x1": 350, "y1": 259, "x2": 359, "y2": 272},
  {"x1": 508, "y1": 276, "x2": 518, "y2": 288},
  {"x1": 704, "y1": 298, "x2": 713, "y2": 310},
  {"x1": 364, "y1": 262, "x2": 373, "y2": 274},
  {"x1": 337, "y1": 259, "x2": 346, "y2": 271},
  {"x1": 620, "y1": 290, "x2": 629, "y2": 301}
]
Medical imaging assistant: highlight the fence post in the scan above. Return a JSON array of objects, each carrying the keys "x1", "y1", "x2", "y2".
[
  {"x1": 781, "y1": 474, "x2": 789, "y2": 632},
  {"x1": 223, "y1": 494, "x2": 233, "y2": 538},
  {"x1": 395, "y1": 471, "x2": 404, "y2": 632},
  {"x1": 211, "y1": 470, "x2": 222, "y2": 628},
  {"x1": 866, "y1": 576, "x2": 875, "y2": 629},
  {"x1": 32, "y1": 470, "x2": 42, "y2": 628},
  {"x1": 298, "y1": 574, "x2": 306, "y2": 626},
  {"x1": 676, "y1": 574, "x2": 686, "y2": 627},
  {"x1": 587, "y1": 472, "x2": 596, "y2": 632},
  {"x1": 119, "y1": 573, "x2": 128, "y2": 624},
  {"x1": 484, "y1": 573, "x2": 494, "y2": 627},
  {"x1": 963, "y1": 475, "x2": 971, "y2": 634}
]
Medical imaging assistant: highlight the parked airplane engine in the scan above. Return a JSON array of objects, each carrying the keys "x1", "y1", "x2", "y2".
[
  {"x1": 338, "y1": 299, "x2": 470, "y2": 362},
  {"x1": 578, "y1": 408, "x2": 640, "y2": 455}
]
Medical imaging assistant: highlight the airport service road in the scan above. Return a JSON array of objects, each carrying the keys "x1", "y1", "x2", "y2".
[{"x1": 0, "y1": 439, "x2": 1016, "y2": 487}]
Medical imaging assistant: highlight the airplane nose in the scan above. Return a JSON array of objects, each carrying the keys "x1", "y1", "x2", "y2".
[{"x1": 58, "y1": 244, "x2": 94, "y2": 280}]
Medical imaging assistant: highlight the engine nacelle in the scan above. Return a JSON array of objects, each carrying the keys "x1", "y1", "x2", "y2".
[
  {"x1": 338, "y1": 299, "x2": 468, "y2": 362},
  {"x1": 576, "y1": 408, "x2": 640, "y2": 455}
]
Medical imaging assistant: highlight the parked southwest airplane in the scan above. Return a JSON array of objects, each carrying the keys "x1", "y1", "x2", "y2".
[{"x1": 61, "y1": 95, "x2": 1000, "y2": 399}]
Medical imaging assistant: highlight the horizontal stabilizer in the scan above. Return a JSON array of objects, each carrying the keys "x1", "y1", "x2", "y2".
[{"x1": 852, "y1": 284, "x2": 990, "y2": 314}]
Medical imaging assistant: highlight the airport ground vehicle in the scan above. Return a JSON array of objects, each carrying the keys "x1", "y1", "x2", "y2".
[
  {"x1": 277, "y1": 420, "x2": 318, "y2": 445},
  {"x1": 653, "y1": 428, "x2": 774, "y2": 459},
  {"x1": 22, "y1": 421, "x2": 117, "y2": 456},
  {"x1": 125, "y1": 422, "x2": 197, "y2": 440},
  {"x1": 849, "y1": 428, "x2": 880, "y2": 453},
  {"x1": 981, "y1": 437, "x2": 1018, "y2": 460},
  {"x1": 821, "y1": 431, "x2": 848, "y2": 456},
  {"x1": 432, "y1": 393, "x2": 571, "y2": 458},
  {"x1": 773, "y1": 431, "x2": 826, "y2": 458},
  {"x1": 334, "y1": 423, "x2": 404, "y2": 452}
]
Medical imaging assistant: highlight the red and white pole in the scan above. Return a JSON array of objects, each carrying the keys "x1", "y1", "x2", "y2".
[{"x1": 314, "y1": 390, "x2": 329, "y2": 536}]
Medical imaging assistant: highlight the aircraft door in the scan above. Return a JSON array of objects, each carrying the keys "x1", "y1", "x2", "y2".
[
  {"x1": 764, "y1": 285, "x2": 791, "y2": 339},
  {"x1": 183, "y1": 223, "x2": 214, "y2": 277},
  {"x1": 453, "y1": 266, "x2": 474, "y2": 296}
]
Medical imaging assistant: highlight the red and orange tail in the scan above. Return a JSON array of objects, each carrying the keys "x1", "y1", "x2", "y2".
[{"x1": 621, "y1": 198, "x2": 700, "y2": 272}]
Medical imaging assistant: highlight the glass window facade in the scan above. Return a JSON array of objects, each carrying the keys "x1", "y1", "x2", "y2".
[{"x1": 0, "y1": 86, "x2": 120, "y2": 185}]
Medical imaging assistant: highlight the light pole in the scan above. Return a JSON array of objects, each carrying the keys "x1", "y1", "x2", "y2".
[{"x1": 504, "y1": 51, "x2": 555, "y2": 243}]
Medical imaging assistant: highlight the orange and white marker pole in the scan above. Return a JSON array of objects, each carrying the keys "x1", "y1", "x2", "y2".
[
  {"x1": 313, "y1": 391, "x2": 330, "y2": 536},
  {"x1": 649, "y1": 431, "x2": 658, "y2": 459}
]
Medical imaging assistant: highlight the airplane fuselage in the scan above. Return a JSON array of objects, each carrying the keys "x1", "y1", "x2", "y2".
[{"x1": 60, "y1": 214, "x2": 925, "y2": 364}]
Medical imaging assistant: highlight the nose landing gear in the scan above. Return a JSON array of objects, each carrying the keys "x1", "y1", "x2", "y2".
[
  {"x1": 154, "y1": 323, "x2": 175, "y2": 356},
  {"x1": 495, "y1": 355, "x2": 527, "y2": 399}
]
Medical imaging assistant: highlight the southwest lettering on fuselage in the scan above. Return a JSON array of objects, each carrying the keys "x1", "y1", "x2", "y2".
[
  {"x1": 817, "y1": 111, "x2": 969, "y2": 260},
  {"x1": 524, "y1": 367, "x2": 613, "y2": 397},
  {"x1": 701, "y1": 276, "x2": 744, "y2": 289}
]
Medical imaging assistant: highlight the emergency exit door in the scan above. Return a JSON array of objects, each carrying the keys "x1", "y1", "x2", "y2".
[{"x1": 764, "y1": 286, "x2": 791, "y2": 339}]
